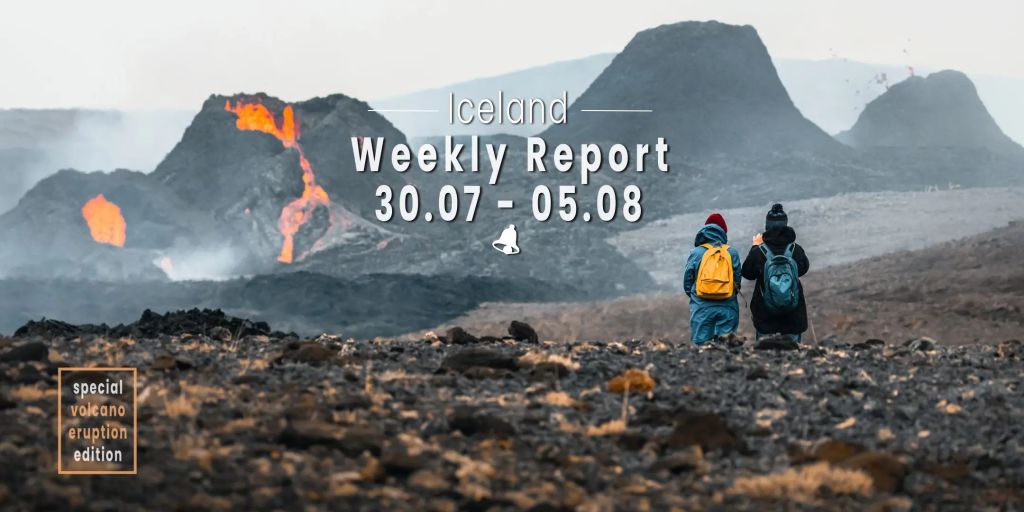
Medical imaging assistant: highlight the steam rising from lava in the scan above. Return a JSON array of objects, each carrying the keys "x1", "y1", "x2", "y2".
[
  {"x1": 81, "y1": 194, "x2": 126, "y2": 247},
  {"x1": 223, "y1": 100, "x2": 330, "y2": 263}
]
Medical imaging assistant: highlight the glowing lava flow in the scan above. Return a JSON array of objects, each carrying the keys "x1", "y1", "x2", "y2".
[
  {"x1": 224, "y1": 100, "x2": 330, "y2": 263},
  {"x1": 81, "y1": 194, "x2": 126, "y2": 247}
]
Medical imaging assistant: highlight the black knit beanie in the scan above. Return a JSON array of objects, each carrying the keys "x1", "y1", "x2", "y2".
[{"x1": 765, "y1": 203, "x2": 788, "y2": 229}]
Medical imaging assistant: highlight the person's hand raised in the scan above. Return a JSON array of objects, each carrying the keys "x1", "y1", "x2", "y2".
[{"x1": 752, "y1": 233, "x2": 764, "y2": 246}]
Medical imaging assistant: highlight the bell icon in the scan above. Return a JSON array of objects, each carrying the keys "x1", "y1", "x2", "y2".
[{"x1": 492, "y1": 224, "x2": 521, "y2": 255}]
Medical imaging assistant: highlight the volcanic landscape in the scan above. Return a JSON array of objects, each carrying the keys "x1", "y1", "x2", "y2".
[
  {"x1": 2, "y1": 313, "x2": 1022, "y2": 510},
  {"x1": 1, "y1": 18, "x2": 1023, "y2": 510}
]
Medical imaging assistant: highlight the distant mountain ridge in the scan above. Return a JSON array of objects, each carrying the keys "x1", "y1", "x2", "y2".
[
  {"x1": 836, "y1": 70, "x2": 1023, "y2": 155},
  {"x1": 543, "y1": 20, "x2": 840, "y2": 158},
  {"x1": 372, "y1": 53, "x2": 1024, "y2": 148}
]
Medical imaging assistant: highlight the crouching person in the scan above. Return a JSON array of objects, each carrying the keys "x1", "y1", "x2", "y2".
[
  {"x1": 683, "y1": 213, "x2": 742, "y2": 345},
  {"x1": 742, "y1": 203, "x2": 810, "y2": 342}
]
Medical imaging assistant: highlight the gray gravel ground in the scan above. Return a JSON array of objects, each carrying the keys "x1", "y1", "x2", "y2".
[
  {"x1": 1, "y1": 323, "x2": 1021, "y2": 510},
  {"x1": 612, "y1": 187, "x2": 1024, "y2": 288}
]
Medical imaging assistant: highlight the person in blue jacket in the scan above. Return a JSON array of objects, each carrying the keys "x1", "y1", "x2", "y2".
[{"x1": 682, "y1": 213, "x2": 742, "y2": 345}]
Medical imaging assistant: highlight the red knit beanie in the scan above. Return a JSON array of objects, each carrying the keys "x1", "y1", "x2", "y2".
[{"x1": 705, "y1": 212, "x2": 727, "y2": 233}]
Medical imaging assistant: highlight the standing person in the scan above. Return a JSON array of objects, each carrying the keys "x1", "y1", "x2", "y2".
[
  {"x1": 683, "y1": 213, "x2": 742, "y2": 345},
  {"x1": 742, "y1": 203, "x2": 810, "y2": 342}
]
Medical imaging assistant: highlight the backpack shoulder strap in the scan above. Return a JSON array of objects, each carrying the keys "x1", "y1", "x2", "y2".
[
  {"x1": 759, "y1": 244, "x2": 773, "y2": 258},
  {"x1": 783, "y1": 243, "x2": 795, "y2": 258}
]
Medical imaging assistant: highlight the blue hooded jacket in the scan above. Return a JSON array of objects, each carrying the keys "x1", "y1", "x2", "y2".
[{"x1": 682, "y1": 224, "x2": 742, "y2": 342}]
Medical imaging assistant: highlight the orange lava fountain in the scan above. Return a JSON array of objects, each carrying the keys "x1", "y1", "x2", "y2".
[
  {"x1": 224, "y1": 100, "x2": 330, "y2": 263},
  {"x1": 81, "y1": 194, "x2": 126, "y2": 247}
]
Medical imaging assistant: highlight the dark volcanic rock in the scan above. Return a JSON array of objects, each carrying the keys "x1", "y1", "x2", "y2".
[
  {"x1": 278, "y1": 341, "x2": 337, "y2": 366},
  {"x1": 745, "y1": 366, "x2": 770, "y2": 380},
  {"x1": 439, "y1": 347, "x2": 519, "y2": 373},
  {"x1": 12, "y1": 308, "x2": 272, "y2": 340},
  {"x1": 508, "y1": 320, "x2": 539, "y2": 344},
  {"x1": 123, "y1": 308, "x2": 271, "y2": 339},
  {"x1": 0, "y1": 341, "x2": 48, "y2": 363},
  {"x1": 445, "y1": 326, "x2": 478, "y2": 345},
  {"x1": 525, "y1": 361, "x2": 570, "y2": 382},
  {"x1": 852, "y1": 339, "x2": 886, "y2": 350},
  {"x1": 450, "y1": 406, "x2": 517, "y2": 437},
  {"x1": 208, "y1": 326, "x2": 232, "y2": 342},
  {"x1": 666, "y1": 411, "x2": 745, "y2": 453},
  {"x1": 13, "y1": 319, "x2": 84, "y2": 339},
  {"x1": 754, "y1": 336, "x2": 800, "y2": 351},
  {"x1": 905, "y1": 337, "x2": 937, "y2": 352}
]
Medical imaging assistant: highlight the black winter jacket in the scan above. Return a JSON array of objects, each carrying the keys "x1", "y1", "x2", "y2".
[{"x1": 741, "y1": 226, "x2": 810, "y2": 335}]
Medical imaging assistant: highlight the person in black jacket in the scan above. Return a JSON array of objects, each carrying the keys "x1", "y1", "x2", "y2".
[{"x1": 741, "y1": 203, "x2": 810, "y2": 341}]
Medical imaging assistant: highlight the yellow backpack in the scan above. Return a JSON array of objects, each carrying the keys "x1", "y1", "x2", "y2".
[{"x1": 695, "y1": 243, "x2": 734, "y2": 300}]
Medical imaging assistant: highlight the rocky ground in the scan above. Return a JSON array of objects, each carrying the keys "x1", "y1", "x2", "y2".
[{"x1": 1, "y1": 310, "x2": 1022, "y2": 511}]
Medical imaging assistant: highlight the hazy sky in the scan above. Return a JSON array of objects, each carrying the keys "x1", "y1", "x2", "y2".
[{"x1": 2, "y1": 0, "x2": 1021, "y2": 109}]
